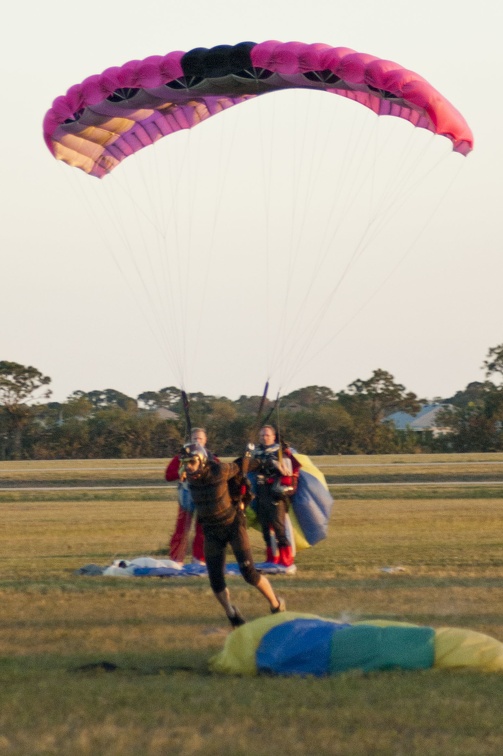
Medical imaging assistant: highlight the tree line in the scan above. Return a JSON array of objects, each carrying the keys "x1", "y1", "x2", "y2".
[{"x1": 1, "y1": 345, "x2": 503, "y2": 460}]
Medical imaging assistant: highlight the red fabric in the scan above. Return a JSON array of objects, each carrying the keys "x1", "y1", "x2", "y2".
[
  {"x1": 266, "y1": 546, "x2": 280, "y2": 564},
  {"x1": 192, "y1": 518, "x2": 205, "y2": 561},
  {"x1": 166, "y1": 454, "x2": 203, "y2": 561},
  {"x1": 169, "y1": 507, "x2": 192, "y2": 562},
  {"x1": 165, "y1": 455, "x2": 181, "y2": 482},
  {"x1": 287, "y1": 450, "x2": 301, "y2": 493},
  {"x1": 169, "y1": 507, "x2": 205, "y2": 562},
  {"x1": 279, "y1": 545, "x2": 294, "y2": 567}
]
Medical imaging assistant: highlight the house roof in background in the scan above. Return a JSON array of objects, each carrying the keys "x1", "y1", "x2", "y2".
[{"x1": 384, "y1": 404, "x2": 450, "y2": 431}]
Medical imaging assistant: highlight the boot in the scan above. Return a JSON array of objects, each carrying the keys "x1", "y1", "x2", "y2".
[
  {"x1": 271, "y1": 596, "x2": 286, "y2": 614},
  {"x1": 266, "y1": 546, "x2": 279, "y2": 564},
  {"x1": 228, "y1": 605, "x2": 246, "y2": 628},
  {"x1": 279, "y1": 545, "x2": 294, "y2": 567}
]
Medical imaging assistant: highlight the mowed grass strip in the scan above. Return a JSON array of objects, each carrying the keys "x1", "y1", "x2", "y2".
[
  {"x1": 4, "y1": 452, "x2": 503, "y2": 488},
  {"x1": 0, "y1": 459, "x2": 167, "y2": 488},
  {"x1": 0, "y1": 460, "x2": 502, "y2": 754},
  {"x1": 317, "y1": 453, "x2": 503, "y2": 484}
]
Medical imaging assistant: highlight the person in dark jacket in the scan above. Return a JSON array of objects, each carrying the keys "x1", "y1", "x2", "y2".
[
  {"x1": 180, "y1": 442, "x2": 286, "y2": 627},
  {"x1": 252, "y1": 425, "x2": 300, "y2": 567}
]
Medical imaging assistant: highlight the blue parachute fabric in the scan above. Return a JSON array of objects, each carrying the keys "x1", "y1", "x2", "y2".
[
  {"x1": 226, "y1": 562, "x2": 294, "y2": 576},
  {"x1": 178, "y1": 562, "x2": 208, "y2": 576},
  {"x1": 132, "y1": 566, "x2": 187, "y2": 577},
  {"x1": 329, "y1": 625, "x2": 436, "y2": 674},
  {"x1": 128, "y1": 564, "x2": 215, "y2": 577},
  {"x1": 257, "y1": 619, "x2": 351, "y2": 676},
  {"x1": 292, "y1": 470, "x2": 334, "y2": 545},
  {"x1": 118, "y1": 562, "x2": 294, "y2": 577},
  {"x1": 253, "y1": 561, "x2": 297, "y2": 574}
]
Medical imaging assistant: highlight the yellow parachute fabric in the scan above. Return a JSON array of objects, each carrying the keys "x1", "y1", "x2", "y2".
[
  {"x1": 293, "y1": 453, "x2": 327, "y2": 486},
  {"x1": 434, "y1": 627, "x2": 503, "y2": 672}
]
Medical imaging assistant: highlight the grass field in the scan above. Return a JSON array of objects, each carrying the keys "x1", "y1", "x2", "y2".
[{"x1": 1, "y1": 456, "x2": 503, "y2": 755}]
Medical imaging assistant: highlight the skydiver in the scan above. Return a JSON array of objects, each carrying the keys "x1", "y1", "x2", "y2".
[
  {"x1": 179, "y1": 443, "x2": 286, "y2": 627},
  {"x1": 252, "y1": 425, "x2": 300, "y2": 567}
]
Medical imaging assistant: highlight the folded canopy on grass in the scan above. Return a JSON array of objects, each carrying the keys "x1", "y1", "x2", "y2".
[{"x1": 210, "y1": 613, "x2": 503, "y2": 676}]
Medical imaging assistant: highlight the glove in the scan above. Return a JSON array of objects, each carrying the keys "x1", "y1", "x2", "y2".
[{"x1": 271, "y1": 479, "x2": 294, "y2": 502}]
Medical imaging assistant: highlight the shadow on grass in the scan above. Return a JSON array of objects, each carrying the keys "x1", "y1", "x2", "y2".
[{"x1": 74, "y1": 659, "x2": 210, "y2": 676}]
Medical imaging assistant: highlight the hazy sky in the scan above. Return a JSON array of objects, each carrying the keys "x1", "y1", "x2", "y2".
[{"x1": 2, "y1": 0, "x2": 502, "y2": 404}]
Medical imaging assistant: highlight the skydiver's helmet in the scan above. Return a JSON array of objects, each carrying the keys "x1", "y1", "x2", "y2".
[{"x1": 180, "y1": 443, "x2": 208, "y2": 473}]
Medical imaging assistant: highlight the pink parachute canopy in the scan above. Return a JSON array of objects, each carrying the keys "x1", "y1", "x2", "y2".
[{"x1": 43, "y1": 41, "x2": 473, "y2": 178}]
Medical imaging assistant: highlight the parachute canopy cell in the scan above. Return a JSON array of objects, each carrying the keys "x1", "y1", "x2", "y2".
[
  {"x1": 43, "y1": 41, "x2": 473, "y2": 178},
  {"x1": 209, "y1": 614, "x2": 503, "y2": 677}
]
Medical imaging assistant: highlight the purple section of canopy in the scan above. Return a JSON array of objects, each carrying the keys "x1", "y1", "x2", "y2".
[{"x1": 43, "y1": 41, "x2": 473, "y2": 178}]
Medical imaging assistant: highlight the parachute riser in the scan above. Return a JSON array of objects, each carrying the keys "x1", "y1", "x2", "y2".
[{"x1": 181, "y1": 389, "x2": 192, "y2": 440}]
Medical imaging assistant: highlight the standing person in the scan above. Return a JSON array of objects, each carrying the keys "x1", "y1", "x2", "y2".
[
  {"x1": 252, "y1": 425, "x2": 300, "y2": 567},
  {"x1": 165, "y1": 427, "x2": 216, "y2": 565},
  {"x1": 180, "y1": 443, "x2": 286, "y2": 627}
]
